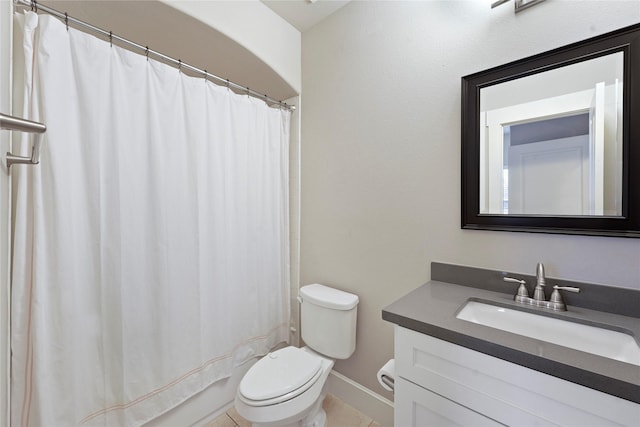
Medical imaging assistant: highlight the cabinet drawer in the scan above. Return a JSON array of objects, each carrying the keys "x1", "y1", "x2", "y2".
[
  {"x1": 395, "y1": 326, "x2": 640, "y2": 426},
  {"x1": 395, "y1": 377, "x2": 502, "y2": 427}
]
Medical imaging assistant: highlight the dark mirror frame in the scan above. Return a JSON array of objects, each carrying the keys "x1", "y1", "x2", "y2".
[{"x1": 462, "y1": 23, "x2": 640, "y2": 238}]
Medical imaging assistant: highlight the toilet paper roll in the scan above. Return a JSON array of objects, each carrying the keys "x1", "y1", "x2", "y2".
[{"x1": 377, "y1": 359, "x2": 395, "y2": 392}]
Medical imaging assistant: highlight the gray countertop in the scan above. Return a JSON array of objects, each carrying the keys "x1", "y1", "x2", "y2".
[{"x1": 382, "y1": 279, "x2": 640, "y2": 404}]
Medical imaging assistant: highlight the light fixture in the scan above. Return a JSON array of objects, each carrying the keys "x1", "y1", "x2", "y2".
[{"x1": 491, "y1": 0, "x2": 546, "y2": 13}]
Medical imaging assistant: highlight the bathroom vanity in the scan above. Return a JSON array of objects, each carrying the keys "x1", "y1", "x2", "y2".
[{"x1": 383, "y1": 263, "x2": 640, "y2": 426}]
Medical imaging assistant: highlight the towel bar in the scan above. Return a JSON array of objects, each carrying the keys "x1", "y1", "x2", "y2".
[{"x1": 0, "y1": 112, "x2": 46, "y2": 169}]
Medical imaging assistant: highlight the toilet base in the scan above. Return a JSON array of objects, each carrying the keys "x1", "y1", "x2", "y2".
[
  {"x1": 303, "y1": 406, "x2": 326, "y2": 427},
  {"x1": 235, "y1": 347, "x2": 334, "y2": 427},
  {"x1": 252, "y1": 405, "x2": 326, "y2": 427}
]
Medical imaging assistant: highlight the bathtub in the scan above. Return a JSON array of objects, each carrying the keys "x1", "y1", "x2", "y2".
[{"x1": 144, "y1": 358, "x2": 257, "y2": 427}]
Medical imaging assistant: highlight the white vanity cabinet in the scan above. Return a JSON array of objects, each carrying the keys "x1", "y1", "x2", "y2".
[{"x1": 394, "y1": 326, "x2": 640, "y2": 427}]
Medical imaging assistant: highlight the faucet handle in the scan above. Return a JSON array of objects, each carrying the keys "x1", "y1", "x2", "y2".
[
  {"x1": 552, "y1": 285, "x2": 580, "y2": 293},
  {"x1": 503, "y1": 277, "x2": 525, "y2": 285},
  {"x1": 504, "y1": 277, "x2": 529, "y2": 300},
  {"x1": 549, "y1": 285, "x2": 580, "y2": 310}
]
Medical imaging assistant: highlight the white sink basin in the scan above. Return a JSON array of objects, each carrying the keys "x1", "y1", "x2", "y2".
[{"x1": 456, "y1": 300, "x2": 640, "y2": 366}]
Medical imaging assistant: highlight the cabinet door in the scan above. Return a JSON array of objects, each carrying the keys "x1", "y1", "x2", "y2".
[
  {"x1": 395, "y1": 378, "x2": 503, "y2": 427},
  {"x1": 395, "y1": 326, "x2": 640, "y2": 426}
]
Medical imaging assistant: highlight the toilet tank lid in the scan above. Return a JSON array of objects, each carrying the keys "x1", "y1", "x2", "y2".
[{"x1": 300, "y1": 284, "x2": 359, "y2": 310}]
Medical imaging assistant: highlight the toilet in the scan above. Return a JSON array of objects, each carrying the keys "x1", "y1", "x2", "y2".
[{"x1": 235, "y1": 284, "x2": 359, "y2": 427}]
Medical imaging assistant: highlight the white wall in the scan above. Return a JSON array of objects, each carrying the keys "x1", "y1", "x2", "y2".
[
  {"x1": 162, "y1": 0, "x2": 301, "y2": 95},
  {"x1": 301, "y1": 0, "x2": 640, "y2": 404},
  {"x1": 288, "y1": 95, "x2": 302, "y2": 348},
  {"x1": 38, "y1": 0, "x2": 300, "y2": 102}
]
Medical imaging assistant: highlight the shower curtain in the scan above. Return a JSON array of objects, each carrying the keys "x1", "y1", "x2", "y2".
[{"x1": 11, "y1": 11, "x2": 290, "y2": 426}]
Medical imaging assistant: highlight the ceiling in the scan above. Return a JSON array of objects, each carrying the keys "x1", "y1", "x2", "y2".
[{"x1": 261, "y1": 0, "x2": 351, "y2": 32}]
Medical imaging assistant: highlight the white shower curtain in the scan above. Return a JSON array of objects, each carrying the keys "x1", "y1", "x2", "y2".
[{"x1": 11, "y1": 11, "x2": 290, "y2": 426}]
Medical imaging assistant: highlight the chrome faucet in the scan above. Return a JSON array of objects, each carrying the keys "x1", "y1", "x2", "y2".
[
  {"x1": 533, "y1": 262, "x2": 546, "y2": 301},
  {"x1": 503, "y1": 263, "x2": 580, "y2": 311}
]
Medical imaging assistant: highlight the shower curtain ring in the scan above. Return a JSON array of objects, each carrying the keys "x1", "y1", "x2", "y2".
[
  {"x1": 178, "y1": 59, "x2": 182, "y2": 73},
  {"x1": 109, "y1": 31, "x2": 113, "y2": 47},
  {"x1": 145, "y1": 46, "x2": 149, "y2": 61},
  {"x1": 226, "y1": 79, "x2": 230, "y2": 92},
  {"x1": 203, "y1": 70, "x2": 208, "y2": 82},
  {"x1": 64, "y1": 12, "x2": 69, "y2": 31},
  {"x1": 32, "y1": 0, "x2": 37, "y2": 12}
]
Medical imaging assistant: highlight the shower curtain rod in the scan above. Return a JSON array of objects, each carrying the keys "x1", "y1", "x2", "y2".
[{"x1": 15, "y1": 0, "x2": 296, "y2": 111}]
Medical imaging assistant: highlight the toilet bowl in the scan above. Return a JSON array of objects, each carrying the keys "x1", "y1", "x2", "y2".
[
  {"x1": 234, "y1": 284, "x2": 359, "y2": 427},
  {"x1": 235, "y1": 346, "x2": 333, "y2": 427}
]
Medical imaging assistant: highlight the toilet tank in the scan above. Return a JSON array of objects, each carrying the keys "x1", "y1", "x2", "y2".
[{"x1": 299, "y1": 284, "x2": 359, "y2": 359}]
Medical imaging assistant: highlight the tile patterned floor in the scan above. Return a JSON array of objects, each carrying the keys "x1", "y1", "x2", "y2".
[{"x1": 205, "y1": 393, "x2": 382, "y2": 427}]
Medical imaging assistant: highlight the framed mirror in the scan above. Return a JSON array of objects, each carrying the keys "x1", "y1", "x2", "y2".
[{"x1": 462, "y1": 23, "x2": 640, "y2": 237}]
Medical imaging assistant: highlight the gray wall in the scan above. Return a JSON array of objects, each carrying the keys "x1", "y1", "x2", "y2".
[{"x1": 300, "y1": 0, "x2": 640, "y2": 399}]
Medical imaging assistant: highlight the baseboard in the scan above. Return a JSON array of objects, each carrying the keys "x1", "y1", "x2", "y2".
[{"x1": 326, "y1": 370, "x2": 394, "y2": 427}]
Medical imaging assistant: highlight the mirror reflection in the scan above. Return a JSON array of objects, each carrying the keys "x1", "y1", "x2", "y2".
[{"x1": 479, "y1": 52, "x2": 624, "y2": 216}]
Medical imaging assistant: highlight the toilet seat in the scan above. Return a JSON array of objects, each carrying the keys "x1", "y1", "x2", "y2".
[{"x1": 238, "y1": 346, "x2": 323, "y2": 407}]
